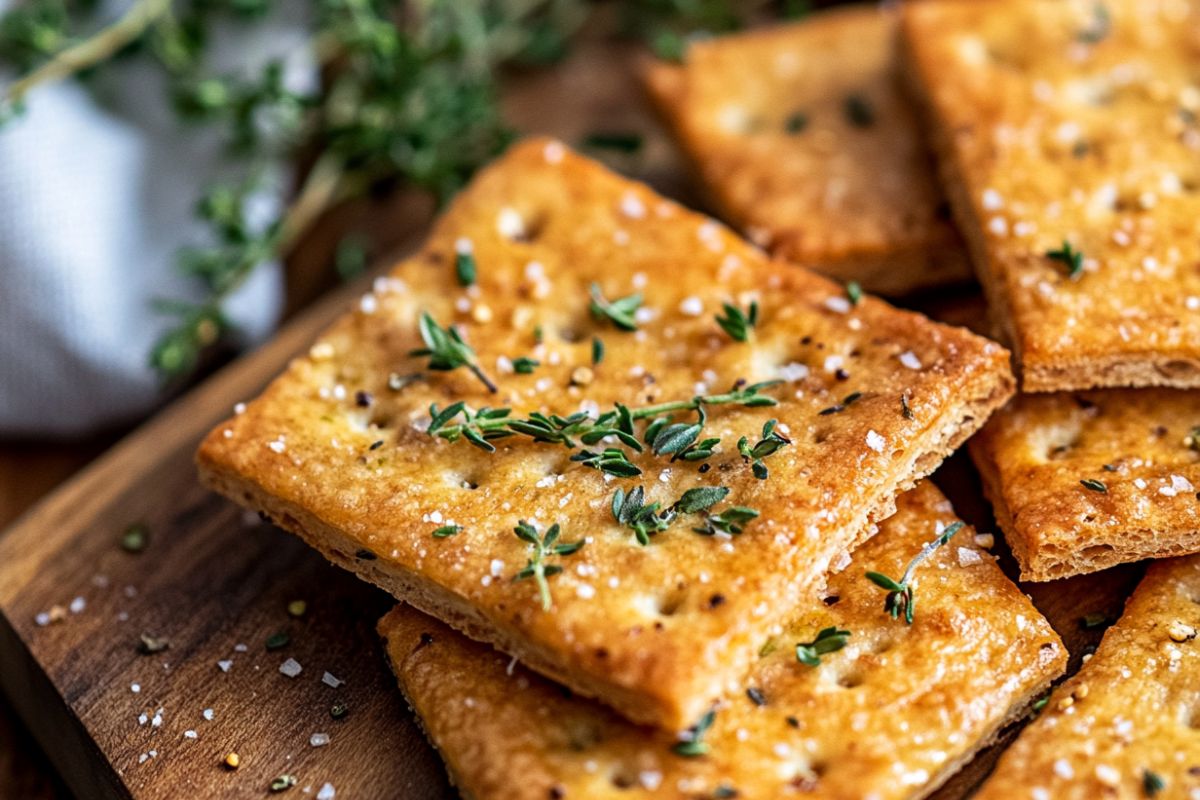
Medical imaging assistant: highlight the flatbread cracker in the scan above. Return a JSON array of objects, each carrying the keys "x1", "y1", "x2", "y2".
[
  {"x1": 971, "y1": 389, "x2": 1200, "y2": 581},
  {"x1": 381, "y1": 483, "x2": 1066, "y2": 800},
  {"x1": 643, "y1": 6, "x2": 971, "y2": 296},
  {"x1": 197, "y1": 138, "x2": 1013, "y2": 730},
  {"x1": 901, "y1": 0, "x2": 1200, "y2": 391},
  {"x1": 975, "y1": 553, "x2": 1200, "y2": 799}
]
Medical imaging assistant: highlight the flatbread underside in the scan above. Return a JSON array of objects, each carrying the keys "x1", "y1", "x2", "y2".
[
  {"x1": 971, "y1": 388, "x2": 1200, "y2": 581},
  {"x1": 975, "y1": 553, "x2": 1200, "y2": 799},
  {"x1": 901, "y1": 0, "x2": 1200, "y2": 391},
  {"x1": 643, "y1": 5, "x2": 971, "y2": 296},
  {"x1": 197, "y1": 137, "x2": 1014, "y2": 730},
  {"x1": 381, "y1": 483, "x2": 1066, "y2": 800}
]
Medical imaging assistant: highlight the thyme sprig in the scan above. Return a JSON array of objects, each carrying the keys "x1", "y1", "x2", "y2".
[
  {"x1": 865, "y1": 521, "x2": 964, "y2": 624},
  {"x1": 672, "y1": 709, "x2": 716, "y2": 757},
  {"x1": 715, "y1": 300, "x2": 758, "y2": 342},
  {"x1": 611, "y1": 484, "x2": 730, "y2": 544},
  {"x1": 427, "y1": 381, "x2": 781, "y2": 459},
  {"x1": 694, "y1": 506, "x2": 759, "y2": 536},
  {"x1": 795, "y1": 626, "x2": 851, "y2": 667},
  {"x1": 513, "y1": 520, "x2": 584, "y2": 611},
  {"x1": 1047, "y1": 240, "x2": 1084, "y2": 280},
  {"x1": 409, "y1": 312, "x2": 497, "y2": 393},
  {"x1": 589, "y1": 283, "x2": 643, "y2": 331},
  {"x1": 737, "y1": 418, "x2": 791, "y2": 479}
]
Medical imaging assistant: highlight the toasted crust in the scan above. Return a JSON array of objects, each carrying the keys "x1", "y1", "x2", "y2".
[
  {"x1": 901, "y1": 0, "x2": 1200, "y2": 392},
  {"x1": 380, "y1": 483, "x2": 1066, "y2": 800},
  {"x1": 641, "y1": 6, "x2": 971, "y2": 296},
  {"x1": 971, "y1": 389, "x2": 1200, "y2": 582},
  {"x1": 976, "y1": 554, "x2": 1200, "y2": 799},
  {"x1": 197, "y1": 138, "x2": 1013, "y2": 731}
]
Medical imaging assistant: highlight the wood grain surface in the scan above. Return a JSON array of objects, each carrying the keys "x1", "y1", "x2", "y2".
[{"x1": 0, "y1": 30, "x2": 1145, "y2": 800}]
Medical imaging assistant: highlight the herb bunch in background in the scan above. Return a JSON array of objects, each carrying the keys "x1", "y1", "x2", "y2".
[{"x1": 0, "y1": 0, "x2": 810, "y2": 382}]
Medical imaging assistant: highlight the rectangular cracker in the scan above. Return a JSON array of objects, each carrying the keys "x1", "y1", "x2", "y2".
[
  {"x1": 975, "y1": 553, "x2": 1200, "y2": 799},
  {"x1": 381, "y1": 483, "x2": 1067, "y2": 800},
  {"x1": 971, "y1": 389, "x2": 1200, "y2": 582},
  {"x1": 901, "y1": 0, "x2": 1200, "y2": 392},
  {"x1": 642, "y1": 6, "x2": 971, "y2": 296},
  {"x1": 197, "y1": 138, "x2": 1013, "y2": 731}
]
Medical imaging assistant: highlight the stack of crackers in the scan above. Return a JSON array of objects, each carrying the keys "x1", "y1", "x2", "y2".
[{"x1": 198, "y1": 1, "x2": 1200, "y2": 796}]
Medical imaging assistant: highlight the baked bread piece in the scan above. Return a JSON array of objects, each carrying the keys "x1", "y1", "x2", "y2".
[
  {"x1": 197, "y1": 138, "x2": 1014, "y2": 731},
  {"x1": 971, "y1": 389, "x2": 1200, "y2": 582},
  {"x1": 642, "y1": 6, "x2": 971, "y2": 296},
  {"x1": 975, "y1": 553, "x2": 1200, "y2": 800},
  {"x1": 901, "y1": 0, "x2": 1200, "y2": 392},
  {"x1": 381, "y1": 483, "x2": 1067, "y2": 800}
]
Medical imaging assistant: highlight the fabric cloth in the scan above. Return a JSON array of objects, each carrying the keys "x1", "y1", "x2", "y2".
[{"x1": 0, "y1": 2, "x2": 312, "y2": 436}]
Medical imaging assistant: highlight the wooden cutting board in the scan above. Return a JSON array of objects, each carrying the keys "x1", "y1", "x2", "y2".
[{"x1": 0, "y1": 33, "x2": 1145, "y2": 800}]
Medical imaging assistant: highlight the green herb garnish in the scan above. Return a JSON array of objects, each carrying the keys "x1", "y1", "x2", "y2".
[
  {"x1": 795, "y1": 626, "x2": 851, "y2": 666},
  {"x1": 819, "y1": 391, "x2": 863, "y2": 416},
  {"x1": 715, "y1": 300, "x2": 758, "y2": 342},
  {"x1": 591, "y1": 336, "x2": 604, "y2": 365},
  {"x1": 265, "y1": 631, "x2": 290, "y2": 650},
  {"x1": 330, "y1": 703, "x2": 348, "y2": 719},
  {"x1": 865, "y1": 521, "x2": 965, "y2": 624},
  {"x1": 1078, "y1": 2, "x2": 1111, "y2": 43},
  {"x1": 410, "y1": 312, "x2": 496, "y2": 393},
  {"x1": 269, "y1": 774, "x2": 297, "y2": 793},
  {"x1": 589, "y1": 283, "x2": 642, "y2": 332},
  {"x1": 432, "y1": 525, "x2": 461, "y2": 538},
  {"x1": 455, "y1": 246, "x2": 476, "y2": 286},
  {"x1": 1143, "y1": 769, "x2": 1165, "y2": 797},
  {"x1": 1047, "y1": 241, "x2": 1084, "y2": 280},
  {"x1": 1184, "y1": 426, "x2": 1200, "y2": 451},
  {"x1": 694, "y1": 506, "x2": 759, "y2": 536},
  {"x1": 286, "y1": 600, "x2": 307, "y2": 618},
  {"x1": 571, "y1": 447, "x2": 642, "y2": 477},
  {"x1": 120, "y1": 523, "x2": 149, "y2": 553},
  {"x1": 512, "y1": 356, "x2": 539, "y2": 374},
  {"x1": 1080, "y1": 478, "x2": 1107, "y2": 493},
  {"x1": 738, "y1": 418, "x2": 791, "y2": 479},
  {"x1": 582, "y1": 131, "x2": 643, "y2": 153},
  {"x1": 611, "y1": 485, "x2": 731, "y2": 544},
  {"x1": 846, "y1": 281, "x2": 862, "y2": 306},
  {"x1": 672, "y1": 709, "x2": 715, "y2": 757},
  {"x1": 513, "y1": 520, "x2": 584, "y2": 611},
  {"x1": 785, "y1": 111, "x2": 808, "y2": 134}
]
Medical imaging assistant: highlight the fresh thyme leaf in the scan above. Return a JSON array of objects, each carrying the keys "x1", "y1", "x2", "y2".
[
  {"x1": 265, "y1": 630, "x2": 290, "y2": 650},
  {"x1": 269, "y1": 774, "x2": 297, "y2": 792},
  {"x1": 589, "y1": 283, "x2": 642, "y2": 331},
  {"x1": 512, "y1": 520, "x2": 583, "y2": 611},
  {"x1": 1078, "y1": 2, "x2": 1111, "y2": 43},
  {"x1": 1080, "y1": 478, "x2": 1108, "y2": 493},
  {"x1": 432, "y1": 525, "x2": 461, "y2": 538},
  {"x1": 591, "y1": 336, "x2": 604, "y2": 365},
  {"x1": 1080, "y1": 612, "x2": 1112, "y2": 629},
  {"x1": 1032, "y1": 694, "x2": 1049, "y2": 713},
  {"x1": 455, "y1": 247, "x2": 477, "y2": 287},
  {"x1": 650, "y1": 410, "x2": 704, "y2": 456},
  {"x1": 758, "y1": 637, "x2": 777, "y2": 657},
  {"x1": 819, "y1": 391, "x2": 863, "y2": 416},
  {"x1": 571, "y1": 447, "x2": 642, "y2": 477},
  {"x1": 737, "y1": 418, "x2": 791, "y2": 480},
  {"x1": 1142, "y1": 769, "x2": 1165, "y2": 797},
  {"x1": 865, "y1": 520, "x2": 964, "y2": 624},
  {"x1": 582, "y1": 131, "x2": 643, "y2": 153},
  {"x1": 1047, "y1": 240, "x2": 1084, "y2": 280},
  {"x1": 715, "y1": 300, "x2": 758, "y2": 342},
  {"x1": 674, "y1": 486, "x2": 730, "y2": 514},
  {"x1": 512, "y1": 356, "x2": 539, "y2": 374},
  {"x1": 672, "y1": 708, "x2": 715, "y2": 757},
  {"x1": 694, "y1": 506, "x2": 759, "y2": 536},
  {"x1": 611, "y1": 485, "x2": 673, "y2": 545},
  {"x1": 795, "y1": 626, "x2": 851, "y2": 667},
  {"x1": 844, "y1": 93, "x2": 874, "y2": 127},
  {"x1": 410, "y1": 312, "x2": 496, "y2": 393},
  {"x1": 784, "y1": 111, "x2": 808, "y2": 134},
  {"x1": 846, "y1": 281, "x2": 862, "y2": 306},
  {"x1": 121, "y1": 523, "x2": 150, "y2": 553}
]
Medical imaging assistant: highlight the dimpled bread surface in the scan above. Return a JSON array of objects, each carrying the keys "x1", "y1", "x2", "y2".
[
  {"x1": 971, "y1": 389, "x2": 1200, "y2": 581},
  {"x1": 380, "y1": 483, "x2": 1066, "y2": 800},
  {"x1": 643, "y1": 5, "x2": 970, "y2": 296},
  {"x1": 197, "y1": 138, "x2": 1014, "y2": 731},
  {"x1": 902, "y1": 0, "x2": 1200, "y2": 391},
  {"x1": 975, "y1": 554, "x2": 1200, "y2": 800}
]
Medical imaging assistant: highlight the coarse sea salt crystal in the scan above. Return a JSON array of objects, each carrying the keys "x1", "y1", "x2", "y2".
[
  {"x1": 279, "y1": 658, "x2": 303, "y2": 678},
  {"x1": 322, "y1": 672, "x2": 344, "y2": 689},
  {"x1": 865, "y1": 430, "x2": 886, "y2": 453},
  {"x1": 317, "y1": 783, "x2": 336, "y2": 800},
  {"x1": 311, "y1": 732, "x2": 331, "y2": 747},
  {"x1": 899, "y1": 351, "x2": 922, "y2": 370}
]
